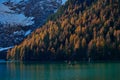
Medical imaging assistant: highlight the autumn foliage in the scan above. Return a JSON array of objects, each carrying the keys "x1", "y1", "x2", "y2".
[{"x1": 7, "y1": 0, "x2": 120, "y2": 61}]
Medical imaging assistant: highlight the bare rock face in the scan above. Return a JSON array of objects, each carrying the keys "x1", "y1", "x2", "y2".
[
  {"x1": 3, "y1": 0, "x2": 62, "y2": 26},
  {"x1": 24, "y1": 0, "x2": 62, "y2": 27},
  {"x1": 0, "y1": 0, "x2": 62, "y2": 48}
]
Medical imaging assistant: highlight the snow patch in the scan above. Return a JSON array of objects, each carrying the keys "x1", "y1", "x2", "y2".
[
  {"x1": 0, "y1": 46, "x2": 14, "y2": 52},
  {"x1": 0, "y1": 0, "x2": 34, "y2": 26},
  {"x1": 25, "y1": 30, "x2": 31, "y2": 36},
  {"x1": 13, "y1": 30, "x2": 24, "y2": 35},
  {"x1": 0, "y1": 0, "x2": 8, "y2": 3},
  {"x1": 0, "y1": 3, "x2": 14, "y2": 13},
  {"x1": 0, "y1": 12, "x2": 34, "y2": 26},
  {"x1": 62, "y1": 0, "x2": 67, "y2": 4},
  {"x1": 1, "y1": 0, "x2": 28, "y2": 4}
]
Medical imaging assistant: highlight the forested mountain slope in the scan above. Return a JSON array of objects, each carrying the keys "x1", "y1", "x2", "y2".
[{"x1": 7, "y1": 0, "x2": 120, "y2": 61}]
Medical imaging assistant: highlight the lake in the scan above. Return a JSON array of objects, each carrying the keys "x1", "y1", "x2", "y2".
[{"x1": 0, "y1": 61, "x2": 120, "y2": 80}]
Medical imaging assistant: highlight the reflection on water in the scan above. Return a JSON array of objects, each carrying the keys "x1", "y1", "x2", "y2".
[{"x1": 0, "y1": 61, "x2": 120, "y2": 80}]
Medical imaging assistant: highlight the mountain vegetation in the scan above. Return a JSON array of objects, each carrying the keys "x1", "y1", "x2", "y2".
[{"x1": 7, "y1": 0, "x2": 120, "y2": 61}]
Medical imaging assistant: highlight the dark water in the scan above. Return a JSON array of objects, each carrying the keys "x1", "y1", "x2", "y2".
[{"x1": 0, "y1": 61, "x2": 120, "y2": 80}]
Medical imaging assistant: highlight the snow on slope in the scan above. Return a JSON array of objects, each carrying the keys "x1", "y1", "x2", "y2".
[
  {"x1": 24, "y1": 30, "x2": 31, "y2": 36},
  {"x1": 0, "y1": 46, "x2": 13, "y2": 52},
  {"x1": 62, "y1": 0, "x2": 67, "y2": 4},
  {"x1": 0, "y1": 0, "x2": 34, "y2": 26},
  {"x1": 0, "y1": 0, "x2": 7, "y2": 3},
  {"x1": 9, "y1": 0, "x2": 28, "y2": 3},
  {"x1": 0, "y1": 2, "x2": 14, "y2": 12},
  {"x1": 0, "y1": 0, "x2": 28, "y2": 4}
]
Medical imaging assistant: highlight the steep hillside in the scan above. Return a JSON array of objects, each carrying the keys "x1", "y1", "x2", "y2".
[
  {"x1": 0, "y1": 0, "x2": 62, "y2": 48},
  {"x1": 1, "y1": 0, "x2": 61, "y2": 26},
  {"x1": 7, "y1": 0, "x2": 120, "y2": 61}
]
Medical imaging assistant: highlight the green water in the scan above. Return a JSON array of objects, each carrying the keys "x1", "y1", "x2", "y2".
[{"x1": 0, "y1": 61, "x2": 120, "y2": 80}]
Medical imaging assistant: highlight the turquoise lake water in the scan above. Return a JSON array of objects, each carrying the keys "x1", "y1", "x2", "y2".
[{"x1": 0, "y1": 61, "x2": 120, "y2": 80}]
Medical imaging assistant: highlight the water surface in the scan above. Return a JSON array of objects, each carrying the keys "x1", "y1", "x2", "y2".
[{"x1": 0, "y1": 61, "x2": 120, "y2": 80}]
